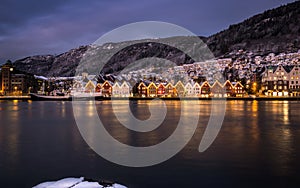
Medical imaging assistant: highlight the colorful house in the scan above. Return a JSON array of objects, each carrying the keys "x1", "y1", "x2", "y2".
[
  {"x1": 137, "y1": 82, "x2": 148, "y2": 97},
  {"x1": 112, "y1": 82, "x2": 121, "y2": 97},
  {"x1": 165, "y1": 83, "x2": 175, "y2": 97},
  {"x1": 233, "y1": 82, "x2": 245, "y2": 97},
  {"x1": 157, "y1": 83, "x2": 166, "y2": 97},
  {"x1": 288, "y1": 65, "x2": 300, "y2": 96},
  {"x1": 102, "y1": 80, "x2": 112, "y2": 97},
  {"x1": 261, "y1": 65, "x2": 289, "y2": 96},
  {"x1": 185, "y1": 82, "x2": 194, "y2": 97},
  {"x1": 211, "y1": 80, "x2": 224, "y2": 97},
  {"x1": 120, "y1": 81, "x2": 131, "y2": 97},
  {"x1": 95, "y1": 83, "x2": 102, "y2": 93},
  {"x1": 200, "y1": 81, "x2": 211, "y2": 97},
  {"x1": 72, "y1": 80, "x2": 83, "y2": 92},
  {"x1": 223, "y1": 80, "x2": 234, "y2": 97},
  {"x1": 148, "y1": 82, "x2": 157, "y2": 97},
  {"x1": 193, "y1": 82, "x2": 201, "y2": 97},
  {"x1": 85, "y1": 80, "x2": 96, "y2": 93},
  {"x1": 174, "y1": 81, "x2": 185, "y2": 97}
]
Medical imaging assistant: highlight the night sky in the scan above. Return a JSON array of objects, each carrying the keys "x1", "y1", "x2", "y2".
[{"x1": 0, "y1": 0, "x2": 295, "y2": 63}]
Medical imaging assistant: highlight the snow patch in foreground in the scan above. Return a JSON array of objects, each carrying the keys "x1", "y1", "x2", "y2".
[{"x1": 32, "y1": 177, "x2": 127, "y2": 188}]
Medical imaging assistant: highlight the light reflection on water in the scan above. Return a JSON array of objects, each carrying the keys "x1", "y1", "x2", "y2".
[{"x1": 0, "y1": 100, "x2": 300, "y2": 187}]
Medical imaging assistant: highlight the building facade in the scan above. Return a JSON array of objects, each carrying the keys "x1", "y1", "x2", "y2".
[
  {"x1": 261, "y1": 65, "x2": 299, "y2": 96},
  {"x1": 1, "y1": 64, "x2": 32, "y2": 96}
]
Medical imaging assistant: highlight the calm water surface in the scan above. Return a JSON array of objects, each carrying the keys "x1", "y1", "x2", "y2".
[{"x1": 0, "y1": 100, "x2": 300, "y2": 187}]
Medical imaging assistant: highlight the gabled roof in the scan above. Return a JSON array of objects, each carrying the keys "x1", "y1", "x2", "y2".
[
  {"x1": 267, "y1": 65, "x2": 295, "y2": 74},
  {"x1": 200, "y1": 81, "x2": 211, "y2": 88},
  {"x1": 112, "y1": 82, "x2": 121, "y2": 88},
  {"x1": 120, "y1": 81, "x2": 131, "y2": 88},
  {"x1": 290, "y1": 65, "x2": 300, "y2": 72},
  {"x1": 211, "y1": 80, "x2": 223, "y2": 88},
  {"x1": 85, "y1": 80, "x2": 96, "y2": 88},
  {"x1": 193, "y1": 82, "x2": 201, "y2": 88},
  {"x1": 165, "y1": 82, "x2": 174, "y2": 88},
  {"x1": 147, "y1": 82, "x2": 157, "y2": 89},
  {"x1": 102, "y1": 80, "x2": 113, "y2": 87},
  {"x1": 175, "y1": 81, "x2": 185, "y2": 87},
  {"x1": 157, "y1": 83, "x2": 166, "y2": 88},
  {"x1": 274, "y1": 65, "x2": 289, "y2": 74},
  {"x1": 185, "y1": 82, "x2": 193, "y2": 88},
  {"x1": 283, "y1": 65, "x2": 294, "y2": 73},
  {"x1": 223, "y1": 80, "x2": 234, "y2": 88},
  {"x1": 234, "y1": 82, "x2": 244, "y2": 88},
  {"x1": 137, "y1": 82, "x2": 147, "y2": 88}
]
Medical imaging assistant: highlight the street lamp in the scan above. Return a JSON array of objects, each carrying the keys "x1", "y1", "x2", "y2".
[
  {"x1": 14, "y1": 86, "x2": 18, "y2": 95},
  {"x1": 253, "y1": 82, "x2": 257, "y2": 94}
]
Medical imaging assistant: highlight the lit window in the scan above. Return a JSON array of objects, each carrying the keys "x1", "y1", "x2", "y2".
[{"x1": 274, "y1": 77, "x2": 277, "y2": 80}]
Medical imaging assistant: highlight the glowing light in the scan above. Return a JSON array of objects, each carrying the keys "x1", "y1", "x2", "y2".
[{"x1": 282, "y1": 102, "x2": 289, "y2": 125}]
